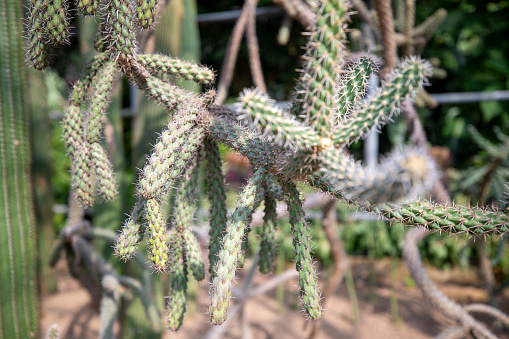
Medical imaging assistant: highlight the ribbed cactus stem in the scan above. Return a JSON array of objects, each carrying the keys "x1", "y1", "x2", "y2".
[
  {"x1": 258, "y1": 193, "x2": 278, "y2": 274},
  {"x1": 90, "y1": 142, "x2": 118, "y2": 201},
  {"x1": 115, "y1": 201, "x2": 145, "y2": 260},
  {"x1": 236, "y1": 88, "x2": 320, "y2": 150},
  {"x1": 183, "y1": 229, "x2": 205, "y2": 281},
  {"x1": 209, "y1": 167, "x2": 266, "y2": 325},
  {"x1": 105, "y1": 0, "x2": 137, "y2": 58},
  {"x1": 167, "y1": 230, "x2": 188, "y2": 331},
  {"x1": 137, "y1": 54, "x2": 216, "y2": 84},
  {"x1": 145, "y1": 198, "x2": 170, "y2": 272},
  {"x1": 61, "y1": 105, "x2": 84, "y2": 157},
  {"x1": 26, "y1": 0, "x2": 49, "y2": 70},
  {"x1": 280, "y1": 179, "x2": 322, "y2": 320},
  {"x1": 70, "y1": 52, "x2": 109, "y2": 106},
  {"x1": 44, "y1": 0, "x2": 70, "y2": 45},
  {"x1": 72, "y1": 141, "x2": 95, "y2": 206},
  {"x1": 135, "y1": 0, "x2": 159, "y2": 29},
  {"x1": 204, "y1": 138, "x2": 228, "y2": 278}
]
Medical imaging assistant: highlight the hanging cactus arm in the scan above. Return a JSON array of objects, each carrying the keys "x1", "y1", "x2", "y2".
[
  {"x1": 137, "y1": 54, "x2": 216, "y2": 84},
  {"x1": 236, "y1": 88, "x2": 321, "y2": 149},
  {"x1": 44, "y1": 0, "x2": 70, "y2": 45},
  {"x1": 134, "y1": 0, "x2": 159, "y2": 29},
  {"x1": 319, "y1": 146, "x2": 436, "y2": 204},
  {"x1": 209, "y1": 167, "x2": 266, "y2": 325},
  {"x1": 183, "y1": 229, "x2": 205, "y2": 281},
  {"x1": 145, "y1": 198, "x2": 170, "y2": 272},
  {"x1": 115, "y1": 201, "x2": 145, "y2": 260},
  {"x1": 279, "y1": 179, "x2": 322, "y2": 319},
  {"x1": 332, "y1": 57, "x2": 432, "y2": 146},
  {"x1": 26, "y1": 0, "x2": 49, "y2": 70},
  {"x1": 167, "y1": 229, "x2": 188, "y2": 331},
  {"x1": 258, "y1": 193, "x2": 278, "y2": 274}
]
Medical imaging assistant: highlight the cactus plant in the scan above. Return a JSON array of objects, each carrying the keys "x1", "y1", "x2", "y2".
[
  {"x1": 25, "y1": 0, "x2": 509, "y2": 333},
  {"x1": 1, "y1": 0, "x2": 38, "y2": 337}
]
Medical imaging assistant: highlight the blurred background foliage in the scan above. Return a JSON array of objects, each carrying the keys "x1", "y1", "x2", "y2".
[{"x1": 43, "y1": 0, "x2": 509, "y2": 288}]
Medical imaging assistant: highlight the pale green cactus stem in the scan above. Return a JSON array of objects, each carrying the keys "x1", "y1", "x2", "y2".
[
  {"x1": 44, "y1": 0, "x2": 70, "y2": 45},
  {"x1": 167, "y1": 229, "x2": 188, "y2": 331},
  {"x1": 263, "y1": 174, "x2": 285, "y2": 201},
  {"x1": 137, "y1": 54, "x2": 216, "y2": 84},
  {"x1": 105, "y1": 0, "x2": 137, "y2": 58},
  {"x1": 236, "y1": 88, "x2": 321, "y2": 150},
  {"x1": 61, "y1": 105, "x2": 84, "y2": 157},
  {"x1": 334, "y1": 56, "x2": 378, "y2": 122},
  {"x1": 69, "y1": 52, "x2": 109, "y2": 106},
  {"x1": 258, "y1": 193, "x2": 278, "y2": 274},
  {"x1": 77, "y1": 0, "x2": 99, "y2": 16},
  {"x1": 90, "y1": 142, "x2": 117, "y2": 201},
  {"x1": 135, "y1": 0, "x2": 159, "y2": 29},
  {"x1": 209, "y1": 167, "x2": 266, "y2": 325},
  {"x1": 332, "y1": 57, "x2": 432, "y2": 145},
  {"x1": 72, "y1": 141, "x2": 95, "y2": 206},
  {"x1": 279, "y1": 179, "x2": 322, "y2": 320},
  {"x1": 145, "y1": 198, "x2": 170, "y2": 272},
  {"x1": 319, "y1": 146, "x2": 435, "y2": 204},
  {"x1": 293, "y1": 0, "x2": 349, "y2": 133},
  {"x1": 183, "y1": 229, "x2": 205, "y2": 281},
  {"x1": 26, "y1": 0, "x2": 49, "y2": 70},
  {"x1": 204, "y1": 138, "x2": 228, "y2": 279},
  {"x1": 115, "y1": 200, "x2": 145, "y2": 260}
]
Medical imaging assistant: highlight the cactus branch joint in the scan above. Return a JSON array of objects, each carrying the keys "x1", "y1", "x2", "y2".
[{"x1": 25, "y1": 0, "x2": 509, "y2": 331}]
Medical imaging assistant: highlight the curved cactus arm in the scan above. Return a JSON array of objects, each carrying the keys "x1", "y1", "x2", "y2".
[
  {"x1": 209, "y1": 167, "x2": 266, "y2": 325},
  {"x1": 167, "y1": 229, "x2": 188, "y2": 331},
  {"x1": 235, "y1": 88, "x2": 321, "y2": 150},
  {"x1": 115, "y1": 200, "x2": 145, "y2": 260},
  {"x1": 258, "y1": 193, "x2": 278, "y2": 274},
  {"x1": 333, "y1": 56, "x2": 378, "y2": 123},
  {"x1": 204, "y1": 138, "x2": 228, "y2": 279},
  {"x1": 332, "y1": 57, "x2": 432, "y2": 146},
  {"x1": 137, "y1": 54, "x2": 216, "y2": 84},
  {"x1": 279, "y1": 178, "x2": 322, "y2": 320},
  {"x1": 292, "y1": 0, "x2": 350, "y2": 134},
  {"x1": 318, "y1": 146, "x2": 436, "y2": 204}
]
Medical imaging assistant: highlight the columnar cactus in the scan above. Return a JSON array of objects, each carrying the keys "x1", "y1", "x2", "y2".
[{"x1": 26, "y1": 0, "x2": 509, "y2": 333}]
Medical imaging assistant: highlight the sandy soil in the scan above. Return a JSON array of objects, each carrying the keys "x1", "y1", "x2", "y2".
[{"x1": 40, "y1": 257, "x2": 509, "y2": 339}]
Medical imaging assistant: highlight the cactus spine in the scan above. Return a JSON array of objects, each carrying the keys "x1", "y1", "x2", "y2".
[{"x1": 0, "y1": 0, "x2": 38, "y2": 337}]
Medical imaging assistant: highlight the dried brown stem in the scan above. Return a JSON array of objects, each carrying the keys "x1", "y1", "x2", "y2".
[
  {"x1": 245, "y1": 1, "x2": 266, "y2": 92},
  {"x1": 374, "y1": 0, "x2": 397, "y2": 80},
  {"x1": 273, "y1": 0, "x2": 316, "y2": 28}
]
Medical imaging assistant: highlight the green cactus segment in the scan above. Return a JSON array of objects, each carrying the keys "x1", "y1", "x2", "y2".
[
  {"x1": 137, "y1": 74, "x2": 196, "y2": 112},
  {"x1": 280, "y1": 179, "x2": 322, "y2": 320},
  {"x1": 72, "y1": 142, "x2": 95, "y2": 206},
  {"x1": 135, "y1": 0, "x2": 159, "y2": 29},
  {"x1": 77, "y1": 0, "x2": 99, "y2": 16},
  {"x1": 138, "y1": 118, "x2": 203, "y2": 199},
  {"x1": 174, "y1": 157, "x2": 199, "y2": 232},
  {"x1": 105, "y1": 0, "x2": 137, "y2": 58},
  {"x1": 293, "y1": 0, "x2": 349, "y2": 133},
  {"x1": 259, "y1": 193, "x2": 278, "y2": 274},
  {"x1": 371, "y1": 201, "x2": 509, "y2": 236},
  {"x1": 183, "y1": 229, "x2": 205, "y2": 281},
  {"x1": 61, "y1": 105, "x2": 84, "y2": 156},
  {"x1": 334, "y1": 56, "x2": 377, "y2": 122},
  {"x1": 115, "y1": 201, "x2": 145, "y2": 260},
  {"x1": 209, "y1": 168, "x2": 266, "y2": 325},
  {"x1": 145, "y1": 198, "x2": 169, "y2": 272},
  {"x1": 332, "y1": 57, "x2": 432, "y2": 145},
  {"x1": 236, "y1": 88, "x2": 320, "y2": 149},
  {"x1": 167, "y1": 230, "x2": 188, "y2": 331},
  {"x1": 26, "y1": 0, "x2": 49, "y2": 70},
  {"x1": 90, "y1": 142, "x2": 118, "y2": 201},
  {"x1": 204, "y1": 138, "x2": 228, "y2": 278},
  {"x1": 70, "y1": 52, "x2": 109, "y2": 106},
  {"x1": 44, "y1": 0, "x2": 70, "y2": 45},
  {"x1": 0, "y1": 0, "x2": 38, "y2": 335},
  {"x1": 319, "y1": 146, "x2": 434, "y2": 204},
  {"x1": 138, "y1": 54, "x2": 215, "y2": 84},
  {"x1": 86, "y1": 61, "x2": 116, "y2": 144},
  {"x1": 264, "y1": 174, "x2": 285, "y2": 201}
]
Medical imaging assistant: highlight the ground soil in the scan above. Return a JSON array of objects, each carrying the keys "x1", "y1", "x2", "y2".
[{"x1": 40, "y1": 257, "x2": 509, "y2": 339}]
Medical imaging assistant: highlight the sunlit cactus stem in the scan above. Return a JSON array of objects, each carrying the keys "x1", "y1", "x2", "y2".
[
  {"x1": 135, "y1": 0, "x2": 159, "y2": 29},
  {"x1": 167, "y1": 230, "x2": 188, "y2": 331},
  {"x1": 145, "y1": 198, "x2": 170, "y2": 272}
]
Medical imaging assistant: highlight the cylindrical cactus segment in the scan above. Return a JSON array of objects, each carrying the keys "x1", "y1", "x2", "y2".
[
  {"x1": 70, "y1": 52, "x2": 109, "y2": 106},
  {"x1": 77, "y1": 0, "x2": 99, "y2": 16},
  {"x1": 137, "y1": 54, "x2": 216, "y2": 84},
  {"x1": 334, "y1": 56, "x2": 378, "y2": 122},
  {"x1": 319, "y1": 146, "x2": 435, "y2": 204},
  {"x1": 44, "y1": 0, "x2": 70, "y2": 45},
  {"x1": 258, "y1": 193, "x2": 278, "y2": 274},
  {"x1": 115, "y1": 201, "x2": 145, "y2": 260},
  {"x1": 332, "y1": 57, "x2": 433, "y2": 146},
  {"x1": 61, "y1": 105, "x2": 84, "y2": 156},
  {"x1": 209, "y1": 167, "x2": 266, "y2": 325},
  {"x1": 236, "y1": 88, "x2": 321, "y2": 150},
  {"x1": 134, "y1": 0, "x2": 159, "y2": 29},
  {"x1": 26, "y1": 0, "x2": 50, "y2": 70},
  {"x1": 204, "y1": 138, "x2": 228, "y2": 278},
  {"x1": 145, "y1": 198, "x2": 169, "y2": 272},
  {"x1": 72, "y1": 141, "x2": 95, "y2": 206},
  {"x1": 90, "y1": 142, "x2": 118, "y2": 201},
  {"x1": 167, "y1": 230, "x2": 188, "y2": 331},
  {"x1": 280, "y1": 179, "x2": 322, "y2": 320},
  {"x1": 183, "y1": 229, "x2": 205, "y2": 281},
  {"x1": 105, "y1": 0, "x2": 137, "y2": 58},
  {"x1": 293, "y1": 0, "x2": 350, "y2": 134},
  {"x1": 173, "y1": 156, "x2": 199, "y2": 232}
]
